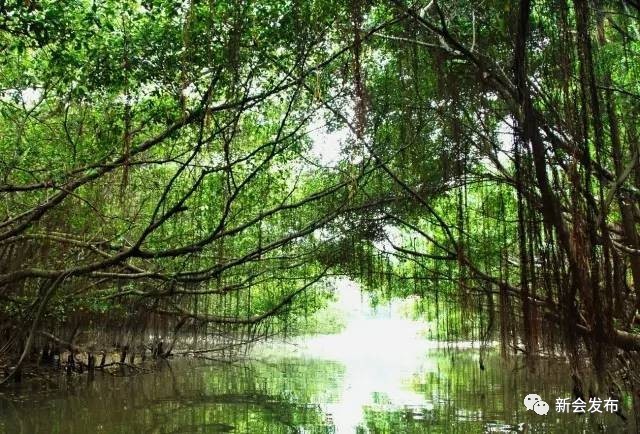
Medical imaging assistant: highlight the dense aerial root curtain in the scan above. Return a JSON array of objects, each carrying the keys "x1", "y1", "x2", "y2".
[
  {"x1": 0, "y1": 0, "x2": 406, "y2": 381},
  {"x1": 370, "y1": 0, "x2": 640, "y2": 408},
  {"x1": 513, "y1": 0, "x2": 536, "y2": 359}
]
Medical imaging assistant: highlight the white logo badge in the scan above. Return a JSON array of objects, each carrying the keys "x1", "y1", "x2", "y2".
[
  {"x1": 533, "y1": 400, "x2": 550, "y2": 415},
  {"x1": 524, "y1": 394, "x2": 542, "y2": 411},
  {"x1": 524, "y1": 394, "x2": 548, "y2": 415}
]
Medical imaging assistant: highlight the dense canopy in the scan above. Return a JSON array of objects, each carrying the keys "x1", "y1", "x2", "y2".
[{"x1": 1, "y1": 0, "x2": 640, "y2": 403}]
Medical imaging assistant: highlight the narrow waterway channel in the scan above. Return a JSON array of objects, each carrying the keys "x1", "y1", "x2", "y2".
[{"x1": 0, "y1": 282, "x2": 630, "y2": 433}]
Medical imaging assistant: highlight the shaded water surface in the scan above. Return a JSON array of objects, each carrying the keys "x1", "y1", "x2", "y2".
[
  {"x1": 0, "y1": 344, "x2": 634, "y2": 433},
  {"x1": 0, "y1": 288, "x2": 634, "y2": 433},
  {"x1": 0, "y1": 348, "x2": 632, "y2": 433}
]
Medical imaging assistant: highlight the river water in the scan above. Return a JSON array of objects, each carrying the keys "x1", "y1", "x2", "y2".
[{"x1": 0, "y1": 283, "x2": 633, "y2": 433}]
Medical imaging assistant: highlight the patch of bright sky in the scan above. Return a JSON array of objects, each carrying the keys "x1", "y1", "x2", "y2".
[
  {"x1": 372, "y1": 224, "x2": 402, "y2": 257},
  {"x1": 478, "y1": 115, "x2": 514, "y2": 174},
  {"x1": 496, "y1": 115, "x2": 515, "y2": 163},
  {"x1": 308, "y1": 110, "x2": 352, "y2": 167},
  {"x1": 2, "y1": 87, "x2": 43, "y2": 109}
]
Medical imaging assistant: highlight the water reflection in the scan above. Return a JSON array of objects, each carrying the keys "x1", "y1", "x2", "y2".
[
  {"x1": 0, "y1": 358, "x2": 342, "y2": 434},
  {"x1": 0, "y1": 282, "x2": 634, "y2": 433},
  {"x1": 0, "y1": 349, "x2": 631, "y2": 433}
]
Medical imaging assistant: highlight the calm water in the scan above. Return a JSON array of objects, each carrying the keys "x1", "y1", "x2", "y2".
[{"x1": 0, "y1": 286, "x2": 634, "y2": 433}]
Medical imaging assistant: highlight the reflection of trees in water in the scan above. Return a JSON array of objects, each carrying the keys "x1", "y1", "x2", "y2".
[
  {"x1": 1, "y1": 358, "x2": 344, "y2": 434},
  {"x1": 2, "y1": 352, "x2": 632, "y2": 433},
  {"x1": 358, "y1": 350, "x2": 630, "y2": 433}
]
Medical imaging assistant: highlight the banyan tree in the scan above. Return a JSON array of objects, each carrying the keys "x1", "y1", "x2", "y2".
[{"x1": 1, "y1": 0, "x2": 640, "y2": 409}]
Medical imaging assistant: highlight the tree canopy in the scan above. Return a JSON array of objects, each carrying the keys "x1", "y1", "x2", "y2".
[{"x1": 1, "y1": 0, "x2": 640, "y2": 394}]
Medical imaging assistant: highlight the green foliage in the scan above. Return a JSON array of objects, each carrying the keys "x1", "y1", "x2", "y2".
[{"x1": 1, "y1": 0, "x2": 640, "y2": 364}]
